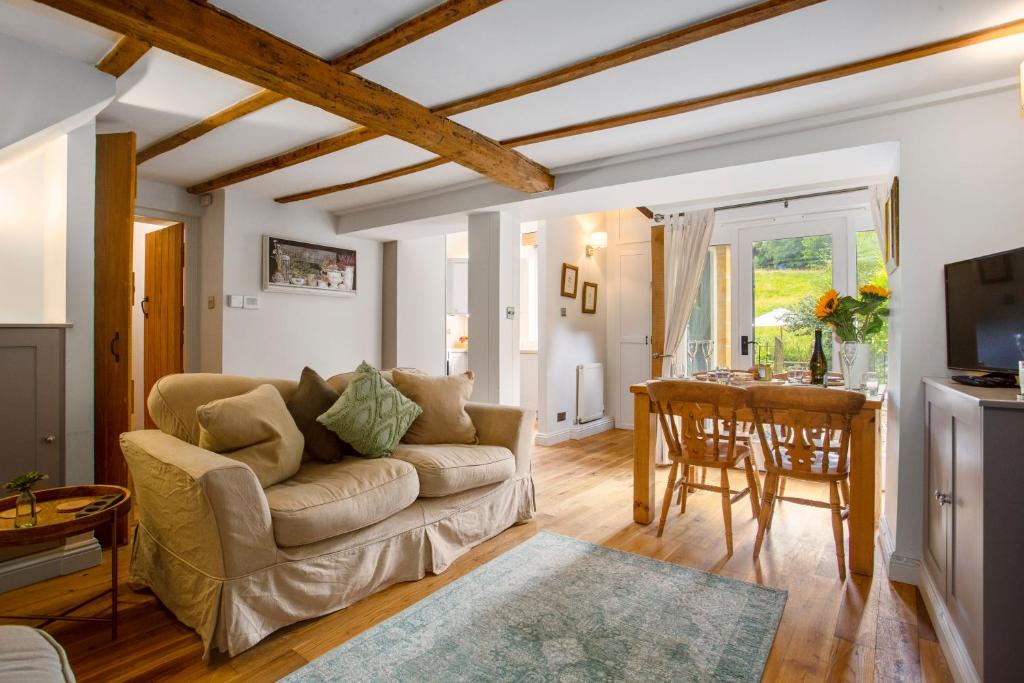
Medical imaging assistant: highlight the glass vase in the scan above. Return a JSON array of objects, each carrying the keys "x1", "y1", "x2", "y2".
[{"x1": 14, "y1": 489, "x2": 37, "y2": 528}]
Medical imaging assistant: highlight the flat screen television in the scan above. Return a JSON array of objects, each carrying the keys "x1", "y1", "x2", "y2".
[{"x1": 944, "y1": 246, "x2": 1024, "y2": 374}]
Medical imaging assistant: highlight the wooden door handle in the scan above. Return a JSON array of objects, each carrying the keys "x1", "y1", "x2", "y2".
[
  {"x1": 110, "y1": 331, "x2": 121, "y2": 363},
  {"x1": 141, "y1": 296, "x2": 150, "y2": 319}
]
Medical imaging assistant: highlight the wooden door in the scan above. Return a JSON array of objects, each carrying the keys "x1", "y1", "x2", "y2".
[
  {"x1": 94, "y1": 132, "x2": 135, "y2": 545},
  {"x1": 650, "y1": 225, "x2": 664, "y2": 377},
  {"x1": 143, "y1": 223, "x2": 184, "y2": 428}
]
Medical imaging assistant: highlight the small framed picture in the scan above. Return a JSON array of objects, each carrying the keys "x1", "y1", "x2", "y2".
[
  {"x1": 262, "y1": 235, "x2": 357, "y2": 297},
  {"x1": 560, "y1": 263, "x2": 579, "y2": 298},
  {"x1": 582, "y1": 281, "x2": 598, "y2": 314},
  {"x1": 884, "y1": 176, "x2": 900, "y2": 272}
]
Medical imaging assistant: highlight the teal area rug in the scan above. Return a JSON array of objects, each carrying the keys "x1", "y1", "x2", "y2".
[{"x1": 281, "y1": 532, "x2": 786, "y2": 682}]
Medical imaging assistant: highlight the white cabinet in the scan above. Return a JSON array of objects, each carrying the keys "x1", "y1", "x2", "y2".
[
  {"x1": 446, "y1": 258, "x2": 468, "y2": 315},
  {"x1": 447, "y1": 350, "x2": 468, "y2": 376}
]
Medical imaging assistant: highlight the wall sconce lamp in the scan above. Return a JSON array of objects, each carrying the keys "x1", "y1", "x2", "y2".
[{"x1": 585, "y1": 231, "x2": 607, "y2": 257}]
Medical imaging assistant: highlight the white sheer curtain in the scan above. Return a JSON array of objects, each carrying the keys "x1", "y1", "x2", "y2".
[
  {"x1": 868, "y1": 181, "x2": 892, "y2": 252},
  {"x1": 656, "y1": 209, "x2": 716, "y2": 464}
]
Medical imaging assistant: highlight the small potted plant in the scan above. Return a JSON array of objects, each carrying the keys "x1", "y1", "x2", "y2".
[
  {"x1": 5, "y1": 471, "x2": 49, "y2": 528},
  {"x1": 813, "y1": 284, "x2": 890, "y2": 389}
]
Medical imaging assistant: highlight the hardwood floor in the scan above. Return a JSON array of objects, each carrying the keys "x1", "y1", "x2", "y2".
[{"x1": 0, "y1": 429, "x2": 950, "y2": 682}]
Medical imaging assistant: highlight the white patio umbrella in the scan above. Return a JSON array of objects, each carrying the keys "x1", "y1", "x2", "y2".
[{"x1": 753, "y1": 307, "x2": 792, "y2": 328}]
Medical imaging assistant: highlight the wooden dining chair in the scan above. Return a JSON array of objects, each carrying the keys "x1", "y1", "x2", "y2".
[
  {"x1": 748, "y1": 385, "x2": 866, "y2": 580},
  {"x1": 648, "y1": 380, "x2": 761, "y2": 555}
]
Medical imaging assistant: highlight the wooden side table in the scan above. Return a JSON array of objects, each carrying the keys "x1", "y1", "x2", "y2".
[{"x1": 0, "y1": 485, "x2": 131, "y2": 639}]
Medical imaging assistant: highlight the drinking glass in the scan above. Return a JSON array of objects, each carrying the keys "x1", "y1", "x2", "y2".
[
  {"x1": 670, "y1": 362, "x2": 684, "y2": 379},
  {"x1": 787, "y1": 366, "x2": 804, "y2": 384},
  {"x1": 862, "y1": 371, "x2": 880, "y2": 395},
  {"x1": 686, "y1": 341, "x2": 700, "y2": 378},
  {"x1": 701, "y1": 340, "x2": 715, "y2": 379}
]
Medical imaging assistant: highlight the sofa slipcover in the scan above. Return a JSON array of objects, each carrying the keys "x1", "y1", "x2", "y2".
[
  {"x1": 123, "y1": 373, "x2": 537, "y2": 658},
  {"x1": 264, "y1": 458, "x2": 419, "y2": 546},
  {"x1": 0, "y1": 626, "x2": 75, "y2": 683},
  {"x1": 392, "y1": 443, "x2": 515, "y2": 497}
]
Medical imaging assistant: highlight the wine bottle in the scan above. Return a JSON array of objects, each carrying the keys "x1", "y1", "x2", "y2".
[{"x1": 810, "y1": 329, "x2": 828, "y2": 386}]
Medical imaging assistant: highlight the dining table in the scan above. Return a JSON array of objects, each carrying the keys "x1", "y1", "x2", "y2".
[{"x1": 630, "y1": 379, "x2": 884, "y2": 576}]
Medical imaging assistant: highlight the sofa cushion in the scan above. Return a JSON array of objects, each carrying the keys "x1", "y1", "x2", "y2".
[
  {"x1": 393, "y1": 370, "x2": 477, "y2": 445},
  {"x1": 264, "y1": 458, "x2": 419, "y2": 546},
  {"x1": 286, "y1": 367, "x2": 350, "y2": 462},
  {"x1": 317, "y1": 363, "x2": 421, "y2": 458},
  {"x1": 148, "y1": 374, "x2": 298, "y2": 445},
  {"x1": 0, "y1": 626, "x2": 76, "y2": 683},
  {"x1": 197, "y1": 384, "x2": 304, "y2": 488},
  {"x1": 392, "y1": 444, "x2": 515, "y2": 497}
]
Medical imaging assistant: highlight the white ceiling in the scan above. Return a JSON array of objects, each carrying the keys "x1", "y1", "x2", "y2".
[{"x1": 4, "y1": 0, "x2": 1024, "y2": 216}]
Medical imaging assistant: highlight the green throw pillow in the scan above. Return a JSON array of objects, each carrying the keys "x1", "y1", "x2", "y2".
[{"x1": 317, "y1": 362, "x2": 422, "y2": 458}]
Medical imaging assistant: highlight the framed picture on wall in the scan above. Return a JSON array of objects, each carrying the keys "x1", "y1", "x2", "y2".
[
  {"x1": 884, "y1": 176, "x2": 900, "y2": 272},
  {"x1": 262, "y1": 235, "x2": 357, "y2": 297},
  {"x1": 560, "y1": 262, "x2": 579, "y2": 298},
  {"x1": 582, "y1": 281, "x2": 598, "y2": 314}
]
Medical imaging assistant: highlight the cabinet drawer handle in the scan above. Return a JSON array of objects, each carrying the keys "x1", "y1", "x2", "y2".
[{"x1": 934, "y1": 490, "x2": 952, "y2": 506}]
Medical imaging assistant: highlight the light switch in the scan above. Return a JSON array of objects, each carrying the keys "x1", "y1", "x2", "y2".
[
  {"x1": 560, "y1": 307, "x2": 567, "y2": 317},
  {"x1": 207, "y1": 296, "x2": 215, "y2": 310},
  {"x1": 227, "y1": 295, "x2": 243, "y2": 308},
  {"x1": 243, "y1": 296, "x2": 260, "y2": 309}
]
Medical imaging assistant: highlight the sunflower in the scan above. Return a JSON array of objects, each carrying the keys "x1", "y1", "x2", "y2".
[
  {"x1": 814, "y1": 288, "x2": 840, "y2": 320},
  {"x1": 859, "y1": 283, "x2": 891, "y2": 299}
]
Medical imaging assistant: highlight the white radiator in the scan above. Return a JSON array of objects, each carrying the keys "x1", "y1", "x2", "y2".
[{"x1": 576, "y1": 363, "x2": 605, "y2": 424}]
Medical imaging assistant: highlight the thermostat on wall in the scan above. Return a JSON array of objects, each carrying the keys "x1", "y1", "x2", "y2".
[{"x1": 243, "y1": 296, "x2": 260, "y2": 309}]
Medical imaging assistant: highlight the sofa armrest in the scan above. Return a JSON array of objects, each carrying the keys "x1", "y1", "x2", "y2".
[
  {"x1": 120, "y1": 430, "x2": 278, "y2": 578},
  {"x1": 465, "y1": 403, "x2": 535, "y2": 476}
]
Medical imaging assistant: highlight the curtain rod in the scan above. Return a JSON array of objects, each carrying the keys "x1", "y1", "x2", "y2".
[{"x1": 652, "y1": 185, "x2": 870, "y2": 221}]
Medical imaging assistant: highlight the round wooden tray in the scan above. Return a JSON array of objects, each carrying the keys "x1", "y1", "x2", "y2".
[{"x1": 0, "y1": 485, "x2": 131, "y2": 547}]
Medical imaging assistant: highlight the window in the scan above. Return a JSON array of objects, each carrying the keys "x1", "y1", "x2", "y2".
[{"x1": 682, "y1": 244, "x2": 731, "y2": 374}]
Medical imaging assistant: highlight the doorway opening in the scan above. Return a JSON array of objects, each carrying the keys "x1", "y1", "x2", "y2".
[{"x1": 131, "y1": 215, "x2": 185, "y2": 429}]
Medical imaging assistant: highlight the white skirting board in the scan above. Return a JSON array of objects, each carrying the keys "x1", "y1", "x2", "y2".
[
  {"x1": 919, "y1": 566, "x2": 980, "y2": 683},
  {"x1": 0, "y1": 534, "x2": 101, "y2": 594},
  {"x1": 878, "y1": 515, "x2": 921, "y2": 585},
  {"x1": 536, "y1": 417, "x2": 615, "y2": 446}
]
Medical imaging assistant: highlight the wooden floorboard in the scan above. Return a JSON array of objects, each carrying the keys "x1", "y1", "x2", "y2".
[{"x1": 0, "y1": 429, "x2": 948, "y2": 681}]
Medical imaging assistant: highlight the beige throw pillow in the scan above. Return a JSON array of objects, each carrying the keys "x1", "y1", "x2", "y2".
[
  {"x1": 197, "y1": 384, "x2": 304, "y2": 488},
  {"x1": 393, "y1": 370, "x2": 477, "y2": 445}
]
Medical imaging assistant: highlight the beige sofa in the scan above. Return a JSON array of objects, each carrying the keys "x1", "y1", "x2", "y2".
[{"x1": 119, "y1": 372, "x2": 535, "y2": 657}]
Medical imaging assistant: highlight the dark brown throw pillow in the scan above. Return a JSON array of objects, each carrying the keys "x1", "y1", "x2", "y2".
[{"x1": 286, "y1": 367, "x2": 349, "y2": 462}]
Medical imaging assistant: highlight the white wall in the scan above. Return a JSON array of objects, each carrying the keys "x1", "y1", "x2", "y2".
[
  {"x1": 0, "y1": 136, "x2": 67, "y2": 323},
  {"x1": 537, "y1": 213, "x2": 608, "y2": 438},
  {"x1": 396, "y1": 235, "x2": 446, "y2": 374},
  {"x1": 202, "y1": 189, "x2": 383, "y2": 379},
  {"x1": 0, "y1": 32, "x2": 113, "y2": 161}
]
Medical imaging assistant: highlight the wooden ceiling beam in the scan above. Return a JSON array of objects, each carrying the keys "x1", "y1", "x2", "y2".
[
  {"x1": 194, "y1": 0, "x2": 820, "y2": 193},
  {"x1": 188, "y1": 127, "x2": 383, "y2": 195},
  {"x1": 137, "y1": 91, "x2": 287, "y2": 164},
  {"x1": 137, "y1": 0, "x2": 500, "y2": 164},
  {"x1": 332, "y1": 0, "x2": 502, "y2": 71},
  {"x1": 503, "y1": 17, "x2": 1024, "y2": 148},
  {"x1": 275, "y1": 17, "x2": 1024, "y2": 203},
  {"x1": 434, "y1": 0, "x2": 825, "y2": 117},
  {"x1": 95, "y1": 35, "x2": 149, "y2": 76},
  {"x1": 38, "y1": 0, "x2": 552, "y2": 194},
  {"x1": 276, "y1": 158, "x2": 449, "y2": 203}
]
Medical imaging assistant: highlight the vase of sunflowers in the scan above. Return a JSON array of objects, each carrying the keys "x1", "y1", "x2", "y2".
[{"x1": 813, "y1": 284, "x2": 890, "y2": 390}]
